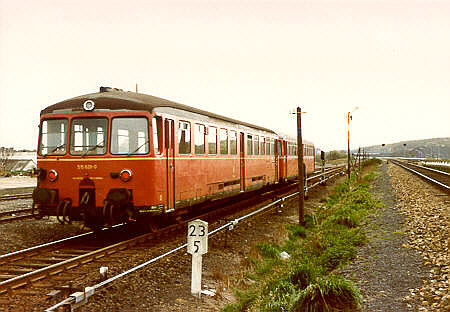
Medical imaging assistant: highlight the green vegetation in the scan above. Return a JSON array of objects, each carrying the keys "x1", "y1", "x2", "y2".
[{"x1": 222, "y1": 159, "x2": 382, "y2": 312}]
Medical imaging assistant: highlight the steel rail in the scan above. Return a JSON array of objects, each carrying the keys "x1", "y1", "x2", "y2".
[
  {"x1": 409, "y1": 162, "x2": 450, "y2": 176},
  {"x1": 0, "y1": 214, "x2": 34, "y2": 224},
  {"x1": 0, "y1": 208, "x2": 33, "y2": 218},
  {"x1": 306, "y1": 165, "x2": 345, "y2": 183},
  {"x1": 392, "y1": 160, "x2": 450, "y2": 191},
  {"x1": 0, "y1": 223, "x2": 129, "y2": 266},
  {"x1": 0, "y1": 208, "x2": 35, "y2": 224},
  {"x1": 0, "y1": 193, "x2": 33, "y2": 201},
  {"x1": 306, "y1": 166, "x2": 344, "y2": 181}
]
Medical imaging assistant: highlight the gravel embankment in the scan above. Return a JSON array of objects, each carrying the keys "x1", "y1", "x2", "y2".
[
  {"x1": 388, "y1": 164, "x2": 449, "y2": 311},
  {"x1": 339, "y1": 162, "x2": 449, "y2": 312}
]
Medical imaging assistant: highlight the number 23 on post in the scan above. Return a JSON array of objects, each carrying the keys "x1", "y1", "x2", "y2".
[{"x1": 187, "y1": 219, "x2": 208, "y2": 255}]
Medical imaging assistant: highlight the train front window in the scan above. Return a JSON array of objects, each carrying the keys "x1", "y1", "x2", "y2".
[
  {"x1": 70, "y1": 118, "x2": 108, "y2": 155},
  {"x1": 39, "y1": 119, "x2": 68, "y2": 155},
  {"x1": 111, "y1": 117, "x2": 149, "y2": 155}
]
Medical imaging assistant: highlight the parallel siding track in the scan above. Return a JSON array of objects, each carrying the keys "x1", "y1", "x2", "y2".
[
  {"x1": 0, "y1": 193, "x2": 32, "y2": 201},
  {"x1": 0, "y1": 208, "x2": 34, "y2": 223},
  {"x1": 391, "y1": 160, "x2": 450, "y2": 193}
]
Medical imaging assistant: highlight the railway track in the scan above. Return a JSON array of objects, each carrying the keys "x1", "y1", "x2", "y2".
[
  {"x1": 0, "y1": 193, "x2": 33, "y2": 201},
  {"x1": 391, "y1": 159, "x2": 450, "y2": 192},
  {"x1": 0, "y1": 208, "x2": 34, "y2": 223},
  {"x1": 0, "y1": 225, "x2": 132, "y2": 295},
  {"x1": 1, "y1": 165, "x2": 345, "y2": 309}
]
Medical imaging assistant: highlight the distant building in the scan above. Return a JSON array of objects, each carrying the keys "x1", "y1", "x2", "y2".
[{"x1": 5, "y1": 151, "x2": 36, "y2": 172}]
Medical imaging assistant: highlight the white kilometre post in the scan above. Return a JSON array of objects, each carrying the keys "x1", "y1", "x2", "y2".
[{"x1": 187, "y1": 219, "x2": 208, "y2": 298}]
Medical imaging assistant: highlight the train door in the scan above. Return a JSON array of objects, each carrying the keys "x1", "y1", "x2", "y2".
[
  {"x1": 165, "y1": 119, "x2": 175, "y2": 211},
  {"x1": 283, "y1": 141, "x2": 288, "y2": 178},
  {"x1": 274, "y1": 139, "x2": 279, "y2": 182},
  {"x1": 276, "y1": 139, "x2": 285, "y2": 181},
  {"x1": 240, "y1": 132, "x2": 245, "y2": 191}
]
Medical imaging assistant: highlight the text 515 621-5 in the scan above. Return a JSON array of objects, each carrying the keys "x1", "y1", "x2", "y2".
[{"x1": 77, "y1": 164, "x2": 98, "y2": 170}]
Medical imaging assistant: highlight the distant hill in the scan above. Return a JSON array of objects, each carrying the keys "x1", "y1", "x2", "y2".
[{"x1": 360, "y1": 137, "x2": 450, "y2": 159}]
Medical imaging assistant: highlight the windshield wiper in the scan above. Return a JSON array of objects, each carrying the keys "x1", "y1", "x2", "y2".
[
  {"x1": 44, "y1": 144, "x2": 65, "y2": 156},
  {"x1": 128, "y1": 140, "x2": 149, "y2": 156},
  {"x1": 81, "y1": 141, "x2": 104, "y2": 157}
]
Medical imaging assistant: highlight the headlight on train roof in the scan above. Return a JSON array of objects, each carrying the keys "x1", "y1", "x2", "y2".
[
  {"x1": 83, "y1": 100, "x2": 95, "y2": 111},
  {"x1": 119, "y1": 169, "x2": 132, "y2": 182},
  {"x1": 48, "y1": 169, "x2": 58, "y2": 182}
]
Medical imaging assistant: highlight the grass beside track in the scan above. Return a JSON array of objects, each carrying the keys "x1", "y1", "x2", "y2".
[{"x1": 222, "y1": 159, "x2": 382, "y2": 312}]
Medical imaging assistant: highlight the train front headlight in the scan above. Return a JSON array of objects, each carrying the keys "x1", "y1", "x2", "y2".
[
  {"x1": 48, "y1": 169, "x2": 58, "y2": 182},
  {"x1": 119, "y1": 169, "x2": 132, "y2": 182}
]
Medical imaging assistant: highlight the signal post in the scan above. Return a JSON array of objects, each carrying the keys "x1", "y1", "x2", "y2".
[{"x1": 296, "y1": 107, "x2": 305, "y2": 225}]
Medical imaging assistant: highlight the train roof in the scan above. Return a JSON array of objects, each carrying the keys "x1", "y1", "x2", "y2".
[
  {"x1": 41, "y1": 88, "x2": 277, "y2": 134},
  {"x1": 276, "y1": 133, "x2": 313, "y2": 146}
]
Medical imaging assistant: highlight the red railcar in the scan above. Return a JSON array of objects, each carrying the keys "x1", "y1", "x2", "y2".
[{"x1": 33, "y1": 88, "x2": 315, "y2": 228}]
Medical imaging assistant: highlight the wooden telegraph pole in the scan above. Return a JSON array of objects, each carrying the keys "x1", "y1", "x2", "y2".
[
  {"x1": 296, "y1": 107, "x2": 305, "y2": 225},
  {"x1": 347, "y1": 112, "x2": 351, "y2": 179}
]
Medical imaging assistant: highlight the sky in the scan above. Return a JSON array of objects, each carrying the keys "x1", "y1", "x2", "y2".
[{"x1": 0, "y1": 0, "x2": 449, "y2": 152}]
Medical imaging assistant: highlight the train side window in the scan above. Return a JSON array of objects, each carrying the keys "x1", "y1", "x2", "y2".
[
  {"x1": 247, "y1": 135, "x2": 253, "y2": 155},
  {"x1": 260, "y1": 138, "x2": 265, "y2": 155},
  {"x1": 208, "y1": 126, "x2": 217, "y2": 155},
  {"x1": 220, "y1": 128, "x2": 228, "y2": 155},
  {"x1": 195, "y1": 124, "x2": 205, "y2": 154},
  {"x1": 270, "y1": 139, "x2": 274, "y2": 155},
  {"x1": 178, "y1": 121, "x2": 191, "y2": 154},
  {"x1": 230, "y1": 131, "x2": 237, "y2": 155},
  {"x1": 254, "y1": 135, "x2": 259, "y2": 155},
  {"x1": 152, "y1": 116, "x2": 162, "y2": 154}
]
